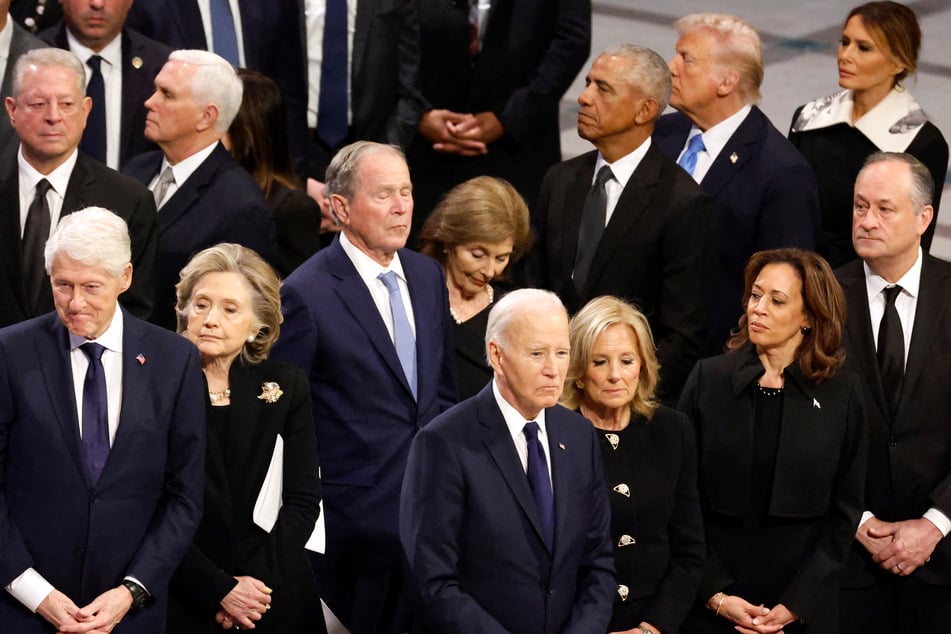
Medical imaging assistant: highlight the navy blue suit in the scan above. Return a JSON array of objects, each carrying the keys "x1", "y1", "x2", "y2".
[
  {"x1": 0, "y1": 310, "x2": 205, "y2": 633},
  {"x1": 654, "y1": 108, "x2": 820, "y2": 356},
  {"x1": 271, "y1": 237, "x2": 456, "y2": 633},
  {"x1": 400, "y1": 385, "x2": 615, "y2": 633},
  {"x1": 123, "y1": 144, "x2": 276, "y2": 330}
]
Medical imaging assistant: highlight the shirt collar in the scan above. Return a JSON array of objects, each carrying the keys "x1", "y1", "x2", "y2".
[
  {"x1": 0, "y1": 14, "x2": 14, "y2": 67},
  {"x1": 692, "y1": 104, "x2": 751, "y2": 161},
  {"x1": 594, "y1": 136, "x2": 651, "y2": 188},
  {"x1": 18, "y1": 146, "x2": 79, "y2": 196},
  {"x1": 68, "y1": 302, "x2": 125, "y2": 352},
  {"x1": 338, "y1": 230, "x2": 407, "y2": 285},
  {"x1": 864, "y1": 246, "x2": 923, "y2": 301},
  {"x1": 162, "y1": 140, "x2": 220, "y2": 186},
  {"x1": 67, "y1": 29, "x2": 122, "y2": 69},
  {"x1": 492, "y1": 377, "x2": 548, "y2": 435}
]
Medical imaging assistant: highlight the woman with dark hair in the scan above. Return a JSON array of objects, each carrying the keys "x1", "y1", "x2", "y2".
[
  {"x1": 679, "y1": 248, "x2": 868, "y2": 633},
  {"x1": 227, "y1": 69, "x2": 321, "y2": 276},
  {"x1": 417, "y1": 176, "x2": 533, "y2": 398},
  {"x1": 789, "y1": 1, "x2": 948, "y2": 268}
]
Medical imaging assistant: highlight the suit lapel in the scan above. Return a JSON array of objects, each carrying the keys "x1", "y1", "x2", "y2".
[
  {"x1": 840, "y1": 262, "x2": 890, "y2": 419},
  {"x1": 0, "y1": 160, "x2": 29, "y2": 315},
  {"x1": 546, "y1": 408, "x2": 570, "y2": 557},
  {"x1": 158, "y1": 144, "x2": 224, "y2": 233},
  {"x1": 61, "y1": 153, "x2": 95, "y2": 215},
  {"x1": 105, "y1": 312, "x2": 153, "y2": 485},
  {"x1": 119, "y1": 30, "x2": 147, "y2": 165},
  {"x1": 171, "y1": 0, "x2": 207, "y2": 48},
  {"x1": 403, "y1": 252, "x2": 437, "y2": 404},
  {"x1": 557, "y1": 155, "x2": 595, "y2": 296},
  {"x1": 699, "y1": 107, "x2": 763, "y2": 199}
]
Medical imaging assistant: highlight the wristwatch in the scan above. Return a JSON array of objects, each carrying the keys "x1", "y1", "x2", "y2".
[{"x1": 121, "y1": 579, "x2": 150, "y2": 612}]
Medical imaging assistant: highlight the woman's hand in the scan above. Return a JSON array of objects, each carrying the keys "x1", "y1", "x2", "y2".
[
  {"x1": 218, "y1": 575, "x2": 272, "y2": 629},
  {"x1": 707, "y1": 592, "x2": 770, "y2": 631},
  {"x1": 745, "y1": 603, "x2": 800, "y2": 634}
]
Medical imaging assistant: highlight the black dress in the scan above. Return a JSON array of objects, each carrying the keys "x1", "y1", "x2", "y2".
[
  {"x1": 451, "y1": 286, "x2": 499, "y2": 401},
  {"x1": 268, "y1": 184, "x2": 322, "y2": 277}
]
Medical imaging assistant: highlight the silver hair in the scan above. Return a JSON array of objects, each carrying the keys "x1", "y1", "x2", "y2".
[
  {"x1": 11, "y1": 47, "x2": 86, "y2": 98},
  {"x1": 675, "y1": 13, "x2": 763, "y2": 104},
  {"x1": 44, "y1": 207, "x2": 131, "y2": 277},
  {"x1": 485, "y1": 288, "x2": 567, "y2": 359},
  {"x1": 325, "y1": 141, "x2": 406, "y2": 200},
  {"x1": 861, "y1": 151, "x2": 934, "y2": 215},
  {"x1": 601, "y1": 44, "x2": 672, "y2": 118},
  {"x1": 168, "y1": 49, "x2": 243, "y2": 131}
]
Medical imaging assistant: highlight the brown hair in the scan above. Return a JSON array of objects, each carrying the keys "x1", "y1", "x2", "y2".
[
  {"x1": 727, "y1": 248, "x2": 846, "y2": 383},
  {"x1": 846, "y1": 1, "x2": 921, "y2": 84},
  {"x1": 562, "y1": 296, "x2": 661, "y2": 419}
]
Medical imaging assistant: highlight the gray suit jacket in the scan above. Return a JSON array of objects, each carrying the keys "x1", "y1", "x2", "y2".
[{"x1": 0, "y1": 22, "x2": 45, "y2": 157}]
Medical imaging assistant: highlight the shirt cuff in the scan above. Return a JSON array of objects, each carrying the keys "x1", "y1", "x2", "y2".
[
  {"x1": 859, "y1": 511, "x2": 875, "y2": 528},
  {"x1": 4, "y1": 568, "x2": 54, "y2": 612},
  {"x1": 123, "y1": 576, "x2": 151, "y2": 597},
  {"x1": 923, "y1": 508, "x2": 951, "y2": 537}
]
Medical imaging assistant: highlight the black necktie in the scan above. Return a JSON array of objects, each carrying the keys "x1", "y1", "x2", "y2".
[
  {"x1": 22, "y1": 178, "x2": 52, "y2": 315},
  {"x1": 524, "y1": 421, "x2": 554, "y2": 548},
  {"x1": 80, "y1": 55, "x2": 106, "y2": 163},
  {"x1": 573, "y1": 165, "x2": 613, "y2": 294},
  {"x1": 317, "y1": 0, "x2": 349, "y2": 148},
  {"x1": 877, "y1": 285, "x2": 904, "y2": 418},
  {"x1": 80, "y1": 342, "x2": 110, "y2": 484}
]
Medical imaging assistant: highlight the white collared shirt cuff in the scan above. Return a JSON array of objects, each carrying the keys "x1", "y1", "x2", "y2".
[
  {"x1": 124, "y1": 576, "x2": 150, "y2": 596},
  {"x1": 859, "y1": 511, "x2": 875, "y2": 528},
  {"x1": 4, "y1": 568, "x2": 54, "y2": 612},
  {"x1": 924, "y1": 508, "x2": 951, "y2": 537}
]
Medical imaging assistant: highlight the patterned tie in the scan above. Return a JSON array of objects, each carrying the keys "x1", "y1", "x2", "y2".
[
  {"x1": 877, "y1": 285, "x2": 904, "y2": 418},
  {"x1": 153, "y1": 166, "x2": 176, "y2": 209},
  {"x1": 378, "y1": 271, "x2": 417, "y2": 398},
  {"x1": 524, "y1": 421, "x2": 554, "y2": 548},
  {"x1": 573, "y1": 165, "x2": 613, "y2": 294},
  {"x1": 317, "y1": 0, "x2": 349, "y2": 148},
  {"x1": 22, "y1": 178, "x2": 52, "y2": 315},
  {"x1": 210, "y1": 0, "x2": 240, "y2": 66},
  {"x1": 678, "y1": 133, "x2": 706, "y2": 176},
  {"x1": 80, "y1": 343, "x2": 110, "y2": 484},
  {"x1": 80, "y1": 55, "x2": 106, "y2": 163}
]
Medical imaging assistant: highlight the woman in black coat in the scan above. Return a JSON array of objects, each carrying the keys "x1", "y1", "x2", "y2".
[
  {"x1": 168, "y1": 244, "x2": 324, "y2": 633},
  {"x1": 678, "y1": 249, "x2": 867, "y2": 633},
  {"x1": 789, "y1": 1, "x2": 948, "y2": 268}
]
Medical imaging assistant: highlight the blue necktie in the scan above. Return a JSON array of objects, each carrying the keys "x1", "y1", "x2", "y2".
[
  {"x1": 524, "y1": 421, "x2": 554, "y2": 548},
  {"x1": 80, "y1": 343, "x2": 110, "y2": 484},
  {"x1": 210, "y1": 0, "x2": 240, "y2": 67},
  {"x1": 80, "y1": 55, "x2": 106, "y2": 163},
  {"x1": 378, "y1": 271, "x2": 417, "y2": 398},
  {"x1": 678, "y1": 133, "x2": 706, "y2": 176},
  {"x1": 317, "y1": 0, "x2": 349, "y2": 147}
]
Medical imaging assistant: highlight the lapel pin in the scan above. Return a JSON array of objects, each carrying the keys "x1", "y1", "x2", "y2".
[
  {"x1": 558, "y1": 442, "x2": 566, "y2": 450},
  {"x1": 729, "y1": 152, "x2": 739, "y2": 164},
  {"x1": 813, "y1": 397, "x2": 821, "y2": 409},
  {"x1": 132, "y1": 56, "x2": 143, "y2": 70},
  {"x1": 136, "y1": 353, "x2": 146, "y2": 365},
  {"x1": 605, "y1": 433, "x2": 619, "y2": 450}
]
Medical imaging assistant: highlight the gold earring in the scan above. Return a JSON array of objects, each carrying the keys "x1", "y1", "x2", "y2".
[{"x1": 575, "y1": 379, "x2": 584, "y2": 389}]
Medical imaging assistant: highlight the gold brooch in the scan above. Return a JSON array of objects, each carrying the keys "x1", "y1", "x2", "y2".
[{"x1": 257, "y1": 382, "x2": 283, "y2": 403}]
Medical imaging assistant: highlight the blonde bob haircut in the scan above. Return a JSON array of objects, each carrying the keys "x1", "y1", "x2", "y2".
[
  {"x1": 175, "y1": 243, "x2": 282, "y2": 364},
  {"x1": 562, "y1": 296, "x2": 661, "y2": 419}
]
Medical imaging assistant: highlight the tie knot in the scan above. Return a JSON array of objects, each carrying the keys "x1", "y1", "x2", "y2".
[
  {"x1": 35, "y1": 178, "x2": 51, "y2": 196},
  {"x1": 378, "y1": 270, "x2": 399, "y2": 293},
  {"x1": 524, "y1": 421, "x2": 540, "y2": 441},
  {"x1": 686, "y1": 133, "x2": 706, "y2": 153},
  {"x1": 159, "y1": 166, "x2": 175, "y2": 186},
  {"x1": 81, "y1": 342, "x2": 106, "y2": 362},
  {"x1": 594, "y1": 165, "x2": 614, "y2": 188},
  {"x1": 87, "y1": 55, "x2": 102, "y2": 72},
  {"x1": 883, "y1": 285, "x2": 903, "y2": 306}
]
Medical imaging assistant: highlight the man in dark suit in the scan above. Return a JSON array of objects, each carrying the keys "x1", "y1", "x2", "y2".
[
  {"x1": 0, "y1": 0, "x2": 45, "y2": 156},
  {"x1": 0, "y1": 47, "x2": 157, "y2": 328},
  {"x1": 0, "y1": 206, "x2": 205, "y2": 634},
  {"x1": 40, "y1": 0, "x2": 170, "y2": 169},
  {"x1": 407, "y1": 0, "x2": 591, "y2": 235},
  {"x1": 123, "y1": 49, "x2": 275, "y2": 330},
  {"x1": 400, "y1": 288, "x2": 615, "y2": 633},
  {"x1": 271, "y1": 141, "x2": 456, "y2": 634},
  {"x1": 654, "y1": 12, "x2": 819, "y2": 356},
  {"x1": 837, "y1": 152, "x2": 951, "y2": 633},
  {"x1": 124, "y1": 0, "x2": 307, "y2": 168},
  {"x1": 529, "y1": 45, "x2": 716, "y2": 404}
]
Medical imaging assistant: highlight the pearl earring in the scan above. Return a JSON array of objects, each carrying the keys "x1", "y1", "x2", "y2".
[{"x1": 247, "y1": 334, "x2": 255, "y2": 343}]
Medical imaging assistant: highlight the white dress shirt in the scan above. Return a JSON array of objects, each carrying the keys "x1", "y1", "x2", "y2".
[
  {"x1": 17, "y1": 147, "x2": 78, "y2": 238},
  {"x1": 304, "y1": 0, "x2": 357, "y2": 129},
  {"x1": 593, "y1": 137, "x2": 651, "y2": 226},
  {"x1": 196, "y1": 0, "x2": 246, "y2": 67},
  {"x1": 66, "y1": 31, "x2": 123, "y2": 169},
  {"x1": 677, "y1": 104, "x2": 751, "y2": 183},
  {"x1": 492, "y1": 379, "x2": 553, "y2": 487},
  {"x1": 148, "y1": 140, "x2": 220, "y2": 208}
]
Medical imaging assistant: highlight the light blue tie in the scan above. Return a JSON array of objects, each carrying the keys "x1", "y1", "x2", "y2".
[
  {"x1": 678, "y1": 133, "x2": 706, "y2": 176},
  {"x1": 379, "y1": 271, "x2": 417, "y2": 398},
  {"x1": 210, "y1": 0, "x2": 240, "y2": 67}
]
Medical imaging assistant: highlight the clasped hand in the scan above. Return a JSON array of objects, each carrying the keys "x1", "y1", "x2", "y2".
[
  {"x1": 418, "y1": 109, "x2": 504, "y2": 156},
  {"x1": 858, "y1": 516, "x2": 942, "y2": 576},
  {"x1": 710, "y1": 593, "x2": 799, "y2": 634},
  {"x1": 215, "y1": 575, "x2": 272, "y2": 630}
]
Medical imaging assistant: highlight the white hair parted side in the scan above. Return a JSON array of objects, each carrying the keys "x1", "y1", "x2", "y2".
[
  {"x1": 44, "y1": 207, "x2": 131, "y2": 277},
  {"x1": 169, "y1": 49, "x2": 243, "y2": 131},
  {"x1": 11, "y1": 47, "x2": 86, "y2": 98},
  {"x1": 485, "y1": 288, "x2": 567, "y2": 360}
]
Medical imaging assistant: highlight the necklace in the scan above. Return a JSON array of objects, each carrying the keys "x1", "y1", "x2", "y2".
[
  {"x1": 755, "y1": 381, "x2": 783, "y2": 397},
  {"x1": 208, "y1": 388, "x2": 231, "y2": 403},
  {"x1": 449, "y1": 284, "x2": 494, "y2": 324}
]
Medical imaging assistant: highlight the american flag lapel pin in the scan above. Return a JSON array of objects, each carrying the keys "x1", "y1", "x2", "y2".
[{"x1": 136, "y1": 353, "x2": 146, "y2": 365}]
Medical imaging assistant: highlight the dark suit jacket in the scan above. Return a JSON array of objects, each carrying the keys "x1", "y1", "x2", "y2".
[
  {"x1": 123, "y1": 144, "x2": 276, "y2": 330},
  {"x1": 40, "y1": 25, "x2": 172, "y2": 169},
  {"x1": 0, "y1": 310, "x2": 205, "y2": 633},
  {"x1": 407, "y1": 0, "x2": 591, "y2": 225},
  {"x1": 678, "y1": 346, "x2": 867, "y2": 628},
  {"x1": 125, "y1": 0, "x2": 308, "y2": 167},
  {"x1": 168, "y1": 359, "x2": 322, "y2": 632},
  {"x1": 529, "y1": 145, "x2": 717, "y2": 404},
  {"x1": 654, "y1": 108, "x2": 820, "y2": 356},
  {"x1": 268, "y1": 184, "x2": 321, "y2": 278},
  {"x1": 0, "y1": 22, "x2": 44, "y2": 157},
  {"x1": 0, "y1": 151, "x2": 159, "y2": 327},
  {"x1": 837, "y1": 256, "x2": 951, "y2": 585},
  {"x1": 400, "y1": 385, "x2": 615, "y2": 633}
]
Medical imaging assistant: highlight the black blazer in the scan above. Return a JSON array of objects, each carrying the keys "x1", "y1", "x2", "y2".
[
  {"x1": 528, "y1": 145, "x2": 717, "y2": 404},
  {"x1": 0, "y1": 151, "x2": 159, "y2": 327},
  {"x1": 837, "y1": 256, "x2": 951, "y2": 585},
  {"x1": 678, "y1": 346, "x2": 867, "y2": 628},
  {"x1": 168, "y1": 359, "x2": 321, "y2": 632},
  {"x1": 268, "y1": 184, "x2": 321, "y2": 278}
]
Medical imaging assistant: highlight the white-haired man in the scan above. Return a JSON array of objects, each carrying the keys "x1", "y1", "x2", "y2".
[
  {"x1": 401, "y1": 288, "x2": 615, "y2": 633},
  {"x1": 0, "y1": 206, "x2": 205, "y2": 633},
  {"x1": 123, "y1": 48, "x2": 276, "y2": 330},
  {"x1": 654, "y1": 13, "x2": 820, "y2": 357}
]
